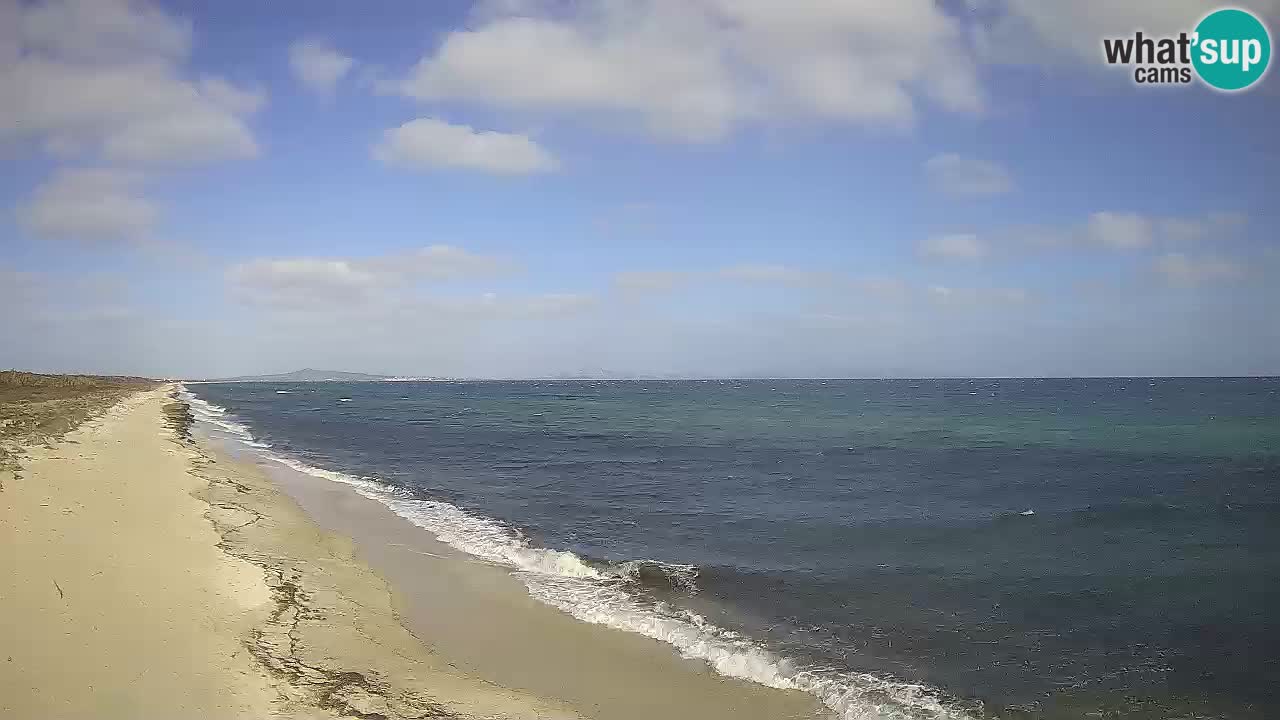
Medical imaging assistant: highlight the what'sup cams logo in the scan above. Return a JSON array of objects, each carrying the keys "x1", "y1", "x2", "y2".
[{"x1": 1102, "y1": 7, "x2": 1271, "y2": 91}]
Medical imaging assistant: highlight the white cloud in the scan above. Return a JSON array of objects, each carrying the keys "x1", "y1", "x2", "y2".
[
  {"x1": 398, "y1": 0, "x2": 982, "y2": 141},
  {"x1": 230, "y1": 258, "x2": 381, "y2": 306},
  {"x1": 1153, "y1": 253, "x2": 1246, "y2": 286},
  {"x1": 288, "y1": 38, "x2": 355, "y2": 96},
  {"x1": 1085, "y1": 211, "x2": 1154, "y2": 250},
  {"x1": 19, "y1": 0, "x2": 192, "y2": 63},
  {"x1": 977, "y1": 1, "x2": 1280, "y2": 67},
  {"x1": 17, "y1": 167, "x2": 156, "y2": 243},
  {"x1": 918, "y1": 233, "x2": 989, "y2": 260},
  {"x1": 0, "y1": 0, "x2": 262, "y2": 165},
  {"x1": 374, "y1": 118, "x2": 559, "y2": 174},
  {"x1": 228, "y1": 245, "x2": 518, "y2": 307},
  {"x1": 1000, "y1": 210, "x2": 1249, "y2": 253},
  {"x1": 924, "y1": 153, "x2": 1013, "y2": 197},
  {"x1": 101, "y1": 102, "x2": 258, "y2": 164},
  {"x1": 199, "y1": 76, "x2": 267, "y2": 115},
  {"x1": 1159, "y1": 211, "x2": 1248, "y2": 242}
]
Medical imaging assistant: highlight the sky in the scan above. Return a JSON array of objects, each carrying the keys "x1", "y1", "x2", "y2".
[{"x1": 2, "y1": 0, "x2": 1278, "y2": 379}]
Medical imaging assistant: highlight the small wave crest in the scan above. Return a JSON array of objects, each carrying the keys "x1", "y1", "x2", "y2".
[
  {"x1": 614, "y1": 559, "x2": 700, "y2": 593},
  {"x1": 261, "y1": 455, "x2": 978, "y2": 720},
  {"x1": 178, "y1": 387, "x2": 271, "y2": 449},
  {"x1": 178, "y1": 389, "x2": 225, "y2": 416}
]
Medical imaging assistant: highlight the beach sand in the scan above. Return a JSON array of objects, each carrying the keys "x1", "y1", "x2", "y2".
[
  {"x1": 1, "y1": 389, "x2": 284, "y2": 718},
  {"x1": 248, "y1": 446, "x2": 828, "y2": 720},
  {"x1": 1, "y1": 386, "x2": 826, "y2": 719}
]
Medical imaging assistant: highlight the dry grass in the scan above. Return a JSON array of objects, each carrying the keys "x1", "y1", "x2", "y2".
[{"x1": 0, "y1": 370, "x2": 159, "y2": 475}]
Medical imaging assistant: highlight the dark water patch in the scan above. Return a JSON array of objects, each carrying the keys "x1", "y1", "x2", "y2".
[{"x1": 193, "y1": 378, "x2": 1280, "y2": 718}]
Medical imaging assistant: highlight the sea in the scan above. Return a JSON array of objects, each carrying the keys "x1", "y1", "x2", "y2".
[{"x1": 183, "y1": 378, "x2": 1280, "y2": 720}]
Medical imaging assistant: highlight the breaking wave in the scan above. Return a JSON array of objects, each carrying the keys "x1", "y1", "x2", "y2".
[{"x1": 179, "y1": 385, "x2": 977, "y2": 720}]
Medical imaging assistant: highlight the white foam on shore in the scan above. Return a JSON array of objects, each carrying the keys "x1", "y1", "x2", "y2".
[
  {"x1": 179, "y1": 388, "x2": 271, "y2": 449},
  {"x1": 178, "y1": 385, "x2": 976, "y2": 720}
]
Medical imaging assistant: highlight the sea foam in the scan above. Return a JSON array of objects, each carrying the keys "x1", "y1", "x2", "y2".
[
  {"x1": 179, "y1": 385, "x2": 976, "y2": 720},
  {"x1": 179, "y1": 389, "x2": 271, "y2": 448}
]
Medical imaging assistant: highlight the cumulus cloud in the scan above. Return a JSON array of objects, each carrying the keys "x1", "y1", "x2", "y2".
[
  {"x1": 17, "y1": 0, "x2": 192, "y2": 63},
  {"x1": 1153, "y1": 253, "x2": 1246, "y2": 286},
  {"x1": 918, "y1": 233, "x2": 989, "y2": 261},
  {"x1": 374, "y1": 118, "x2": 559, "y2": 174},
  {"x1": 397, "y1": 0, "x2": 982, "y2": 141},
  {"x1": 1084, "y1": 211, "x2": 1155, "y2": 250},
  {"x1": 17, "y1": 167, "x2": 156, "y2": 243},
  {"x1": 975, "y1": 0, "x2": 1280, "y2": 67},
  {"x1": 0, "y1": 0, "x2": 262, "y2": 165},
  {"x1": 230, "y1": 258, "x2": 381, "y2": 306},
  {"x1": 228, "y1": 245, "x2": 518, "y2": 307},
  {"x1": 224, "y1": 248, "x2": 595, "y2": 373},
  {"x1": 198, "y1": 76, "x2": 267, "y2": 115},
  {"x1": 924, "y1": 153, "x2": 1013, "y2": 197},
  {"x1": 288, "y1": 38, "x2": 355, "y2": 96},
  {"x1": 1000, "y1": 210, "x2": 1249, "y2": 253},
  {"x1": 1004, "y1": 211, "x2": 1156, "y2": 252}
]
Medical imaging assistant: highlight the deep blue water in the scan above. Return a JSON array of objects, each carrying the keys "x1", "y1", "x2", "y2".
[{"x1": 191, "y1": 378, "x2": 1280, "y2": 719}]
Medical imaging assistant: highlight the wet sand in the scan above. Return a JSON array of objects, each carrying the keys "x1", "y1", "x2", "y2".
[
  {"x1": 1, "y1": 387, "x2": 583, "y2": 719},
  {"x1": 2, "y1": 384, "x2": 825, "y2": 719},
  {"x1": 249, "y1": 447, "x2": 828, "y2": 720}
]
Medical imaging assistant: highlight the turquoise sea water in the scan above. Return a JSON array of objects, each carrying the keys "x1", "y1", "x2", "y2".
[{"x1": 191, "y1": 378, "x2": 1280, "y2": 719}]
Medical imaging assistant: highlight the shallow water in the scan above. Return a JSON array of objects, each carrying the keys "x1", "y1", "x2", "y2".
[{"x1": 189, "y1": 378, "x2": 1280, "y2": 719}]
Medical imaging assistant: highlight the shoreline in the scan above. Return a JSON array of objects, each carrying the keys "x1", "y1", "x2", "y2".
[
  {"x1": 2, "y1": 387, "x2": 581, "y2": 719},
  {"x1": 188, "y1": 379, "x2": 1280, "y2": 720},
  {"x1": 183, "y1": 384, "x2": 978, "y2": 720},
  {"x1": 2, "y1": 385, "x2": 827, "y2": 718},
  {"x1": 227, "y1": 436, "x2": 828, "y2": 720},
  {"x1": 2, "y1": 388, "x2": 284, "y2": 717}
]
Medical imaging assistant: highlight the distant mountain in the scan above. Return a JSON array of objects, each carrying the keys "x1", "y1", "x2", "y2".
[{"x1": 205, "y1": 368, "x2": 393, "y2": 382}]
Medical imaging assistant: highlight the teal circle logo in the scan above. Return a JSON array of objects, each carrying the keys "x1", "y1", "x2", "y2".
[{"x1": 1192, "y1": 8, "x2": 1271, "y2": 91}]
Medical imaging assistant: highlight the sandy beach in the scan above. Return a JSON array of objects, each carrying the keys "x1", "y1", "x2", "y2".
[{"x1": 1, "y1": 385, "x2": 826, "y2": 719}]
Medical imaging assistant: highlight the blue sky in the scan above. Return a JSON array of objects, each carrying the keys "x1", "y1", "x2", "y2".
[{"x1": 2, "y1": 0, "x2": 1278, "y2": 378}]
